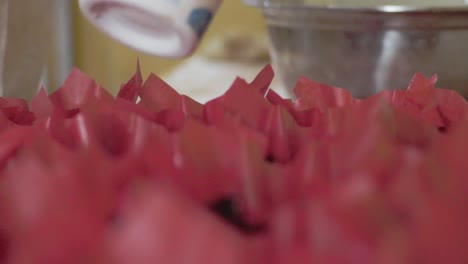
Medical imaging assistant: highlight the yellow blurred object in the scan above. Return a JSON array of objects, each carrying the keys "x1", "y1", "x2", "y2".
[{"x1": 73, "y1": 1, "x2": 267, "y2": 94}]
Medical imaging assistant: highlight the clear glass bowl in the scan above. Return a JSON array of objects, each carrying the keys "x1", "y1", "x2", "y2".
[
  {"x1": 244, "y1": 0, "x2": 468, "y2": 98},
  {"x1": 0, "y1": 0, "x2": 74, "y2": 100}
]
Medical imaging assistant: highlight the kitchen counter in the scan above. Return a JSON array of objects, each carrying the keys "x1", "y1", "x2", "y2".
[{"x1": 163, "y1": 56, "x2": 289, "y2": 104}]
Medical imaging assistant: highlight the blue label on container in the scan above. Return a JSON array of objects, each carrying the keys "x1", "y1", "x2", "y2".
[{"x1": 187, "y1": 8, "x2": 213, "y2": 38}]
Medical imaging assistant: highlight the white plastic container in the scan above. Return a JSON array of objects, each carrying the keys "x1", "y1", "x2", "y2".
[{"x1": 79, "y1": 0, "x2": 223, "y2": 58}]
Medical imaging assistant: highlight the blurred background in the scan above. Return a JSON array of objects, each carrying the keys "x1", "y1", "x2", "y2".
[
  {"x1": 57, "y1": 1, "x2": 271, "y2": 98},
  {"x1": 3, "y1": 0, "x2": 287, "y2": 101},
  {"x1": 7, "y1": 0, "x2": 468, "y2": 101}
]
